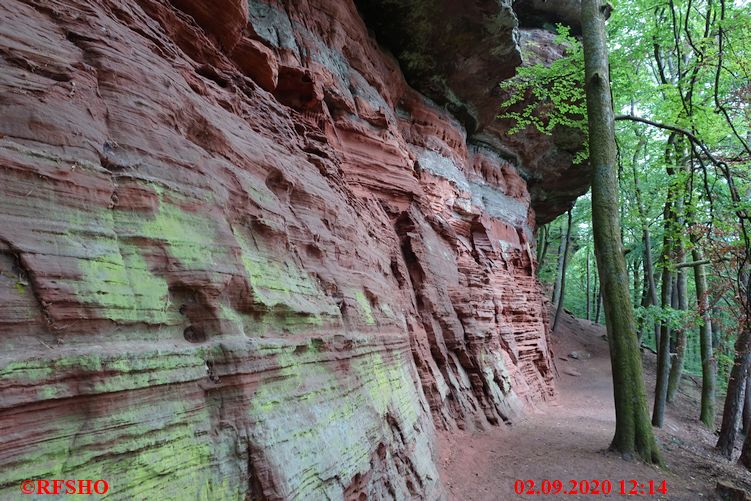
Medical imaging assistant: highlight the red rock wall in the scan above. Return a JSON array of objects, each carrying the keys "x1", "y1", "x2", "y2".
[{"x1": 0, "y1": 0, "x2": 557, "y2": 498}]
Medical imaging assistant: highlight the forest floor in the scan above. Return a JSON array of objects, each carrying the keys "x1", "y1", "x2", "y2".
[{"x1": 438, "y1": 312, "x2": 751, "y2": 500}]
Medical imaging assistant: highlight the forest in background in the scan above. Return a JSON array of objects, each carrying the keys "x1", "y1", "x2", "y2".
[{"x1": 502, "y1": 0, "x2": 751, "y2": 465}]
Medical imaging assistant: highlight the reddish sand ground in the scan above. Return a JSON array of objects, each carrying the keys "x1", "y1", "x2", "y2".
[{"x1": 439, "y1": 313, "x2": 751, "y2": 500}]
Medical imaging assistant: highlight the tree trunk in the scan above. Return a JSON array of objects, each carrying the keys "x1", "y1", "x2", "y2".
[
  {"x1": 743, "y1": 367, "x2": 751, "y2": 435},
  {"x1": 632, "y1": 259, "x2": 642, "y2": 342},
  {"x1": 647, "y1": 252, "x2": 661, "y2": 348},
  {"x1": 652, "y1": 258, "x2": 673, "y2": 427},
  {"x1": 552, "y1": 221, "x2": 566, "y2": 307},
  {"x1": 641, "y1": 231, "x2": 659, "y2": 309},
  {"x1": 667, "y1": 250, "x2": 688, "y2": 402},
  {"x1": 630, "y1": 135, "x2": 659, "y2": 344},
  {"x1": 716, "y1": 328, "x2": 751, "y2": 458},
  {"x1": 553, "y1": 209, "x2": 573, "y2": 332},
  {"x1": 693, "y1": 248, "x2": 716, "y2": 428},
  {"x1": 582, "y1": 0, "x2": 661, "y2": 463},
  {"x1": 737, "y1": 275, "x2": 751, "y2": 469},
  {"x1": 537, "y1": 224, "x2": 550, "y2": 272},
  {"x1": 586, "y1": 249, "x2": 591, "y2": 321},
  {"x1": 640, "y1": 251, "x2": 660, "y2": 347},
  {"x1": 638, "y1": 273, "x2": 650, "y2": 342},
  {"x1": 740, "y1": 414, "x2": 751, "y2": 468},
  {"x1": 652, "y1": 134, "x2": 679, "y2": 427},
  {"x1": 595, "y1": 288, "x2": 603, "y2": 324},
  {"x1": 633, "y1": 258, "x2": 641, "y2": 310}
]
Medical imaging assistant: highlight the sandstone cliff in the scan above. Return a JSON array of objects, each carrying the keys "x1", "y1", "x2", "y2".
[{"x1": 0, "y1": 0, "x2": 587, "y2": 498}]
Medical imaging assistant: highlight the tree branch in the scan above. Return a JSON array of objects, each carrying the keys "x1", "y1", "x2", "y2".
[
  {"x1": 614, "y1": 114, "x2": 733, "y2": 177},
  {"x1": 615, "y1": 115, "x2": 703, "y2": 148},
  {"x1": 676, "y1": 259, "x2": 710, "y2": 268}
]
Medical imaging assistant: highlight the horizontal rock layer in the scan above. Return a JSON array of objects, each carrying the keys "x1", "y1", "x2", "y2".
[{"x1": 0, "y1": 0, "x2": 574, "y2": 499}]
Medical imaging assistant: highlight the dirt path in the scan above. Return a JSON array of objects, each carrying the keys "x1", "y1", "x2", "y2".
[{"x1": 439, "y1": 313, "x2": 751, "y2": 500}]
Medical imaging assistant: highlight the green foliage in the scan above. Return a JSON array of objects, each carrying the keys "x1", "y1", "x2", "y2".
[
  {"x1": 634, "y1": 305, "x2": 696, "y2": 334},
  {"x1": 532, "y1": 0, "x2": 751, "y2": 398},
  {"x1": 498, "y1": 25, "x2": 589, "y2": 163},
  {"x1": 716, "y1": 352, "x2": 736, "y2": 391}
]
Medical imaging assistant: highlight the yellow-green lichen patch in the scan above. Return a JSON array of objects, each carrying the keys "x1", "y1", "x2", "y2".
[
  {"x1": 354, "y1": 290, "x2": 375, "y2": 325},
  {"x1": 351, "y1": 350, "x2": 420, "y2": 426},
  {"x1": 38, "y1": 385, "x2": 60, "y2": 400},
  {"x1": 138, "y1": 201, "x2": 225, "y2": 271},
  {"x1": 0, "y1": 359, "x2": 55, "y2": 383},
  {"x1": 2, "y1": 347, "x2": 209, "y2": 406},
  {"x1": 74, "y1": 244, "x2": 170, "y2": 324},
  {"x1": 0, "y1": 407, "x2": 95, "y2": 486},
  {"x1": 58, "y1": 202, "x2": 175, "y2": 323},
  {"x1": 113, "y1": 183, "x2": 236, "y2": 280},
  {"x1": 69, "y1": 182, "x2": 243, "y2": 323},
  {"x1": 88, "y1": 349, "x2": 208, "y2": 394},
  {"x1": 0, "y1": 382, "x2": 243, "y2": 501},
  {"x1": 119, "y1": 245, "x2": 175, "y2": 323},
  {"x1": 233, "y1": 229, "x2": 339, "y2": 321},
  {"x1": 245, "y1": 338, "x2": 424, "y2": 499}
]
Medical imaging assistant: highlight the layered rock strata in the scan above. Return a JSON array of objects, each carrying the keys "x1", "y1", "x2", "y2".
[{"x1": 0, "y1": 0, "x2": 583, "y2": 498}]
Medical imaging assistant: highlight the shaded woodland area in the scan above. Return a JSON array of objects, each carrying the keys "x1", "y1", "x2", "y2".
[{"x1": 515, "y1": 0, "x2": 751, "y2": 469}]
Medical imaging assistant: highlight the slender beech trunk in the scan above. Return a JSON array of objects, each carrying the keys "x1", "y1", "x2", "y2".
[
  {"x1": 637, "y1": 220, "x2": 658, "y2": 310},
  {"x1": 552, "y1": 221, "x2": 566, "y2": 307},
  {"x1": 737, "y1": 275, "x2": 751, "y2": 469},
  {"x1": 537, "y1": 225, "x2": 550, "y2": 271},
  {"x1": 633, "y1": 258, "x2": 641, "y2": 309},
  {"x1": 717, "y1": 271, "x2": 751, "y2": 459},
  {"x1": 586, "y1": 249, "x2": 591, "y2": 320},
  {"x1": 582, "y1": 0, "x2": 661, "y2": 463},
  {"x1": 553, "y1": 210, "x2": 573, "y2": 332},
  {"x1": 740, "y1": 411, "x2": 751, "y2": 468},
  {"x1": 653, "y1": 263, "x2": 662, "y2": 348},
  {"x1": 653, "y1": 257, "x2": 673, "y2": 427},
  {"x1": 595, "y1": 289, "x2": 603, "y2": 324},
  {"x1": 693, "y1": 248, "x2": 716, "y2": 427},
  {"x1": 743, "y1": 368, "x2": 751, "y2": 435},
  {"x1": 633, "y1": 259, "x2": 643, "y2": 342},
  {"x1": 639, "y1": 274, "x2": 650, "y2": 342},
  {"x1": 716, "y1": 328, "x2": 751, "y2": 458},
  {"x1": 652, "y1": 187, "x2": 676, "y2": 427},
  {"x1": 630, "y1": 135, "x2": 659, "y2": 343},
  {"x1": 666, "y1": 151, "x2": 690, "y2": 401},
  {"x1": 667, "y1": 249, "x2": 688, "y2": 402},
  {"x1": 742, "y1": 367, "x2": 751, "y2": 469},
  {"x1": 645, "y1": 246, "x2": 661, "y2": 347}
]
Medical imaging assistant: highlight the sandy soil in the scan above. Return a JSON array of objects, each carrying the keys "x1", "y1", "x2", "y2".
[{"x1": 438, "y1": 313, "x2": 751, "y2": 500}]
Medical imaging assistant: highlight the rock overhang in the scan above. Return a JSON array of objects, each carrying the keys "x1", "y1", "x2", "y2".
[{"x1": 355, "y1": 0, "x2": 589, "y2": 224}]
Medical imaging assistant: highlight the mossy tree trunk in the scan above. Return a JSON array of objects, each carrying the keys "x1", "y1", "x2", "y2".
[
  {"x1": 717, "y1": 271, "x2": 751, "y2": 458},
  {"x1": 652, "y1": 135, "x2": 679, "y2": 427},
  {"x1": 667, "y1": 157, "x2": 689, "y2": 402},
  {"x1": 740, "y1": 415, "x2": 751, "y2": 469},
  {"x1": 628, "y1": 138, "x2": 658, "y2": 343},
  {"x1": 581, "y1": 0, "x2": 661, "y2": 464},
  {"x1": 743, "y1": 368, "x2": 751, "y2": 435},
  {"x1": 717, "y1": 328, "x2": 751, "y2": 458},
  {"x1": 552, "y1": 221, "x2": 566, "y2": 307},
  {"x1": 652, "y1": 206, "x2": 674, "y2": 427},
  {"x1": 595, "y1": 287, "x2": 602, "y2": 324},
  {"x1": 632, "y1": 259, "x2": 640, "y2": 314},
  {"x1": 586, "y1": 249, "x2": 591, "y2": 320},
  {"x1": 667, "y1": 244, "x2": 688, "y2": 402},
  {"x1": 734, "y1": 275, "x2": 751, "y2": 467},
  {"x1": 553, "y1": 209, "x2": 573, "y2": 332},
  {"x1": 537, "y1": 224, "x2": 550, "y2": 271},
  {"x1": 692, "y1": 249, "x2": 716, "y2": 427}
]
